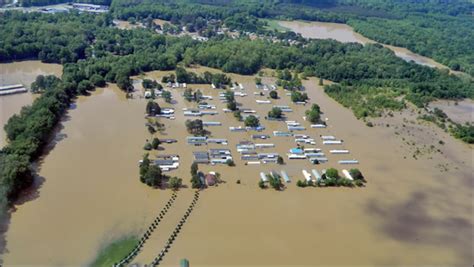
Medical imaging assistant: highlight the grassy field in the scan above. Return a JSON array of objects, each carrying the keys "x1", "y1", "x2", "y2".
[
  {"x1": 261, "y1": 19, "x2": 290, "y2": 32},
  {"x1": 91, "y1": 236, "x2": 139, "y2": 267}
]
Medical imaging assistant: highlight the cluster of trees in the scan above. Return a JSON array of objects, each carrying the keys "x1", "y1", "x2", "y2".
[
  {"x1": 450, "y1": 123, "x2": 474, "y2": 144},
  {"x1": 258, "y1": 173, "x2": 283, "y2": 190},
  {"x1": 324, "y1": 84, "x2": 406, "y2": 118},
  {"x1": 185, "y1": 119, "x2": 206, "y2": 135},
  {"x1": 144, "y1": 137, "x2": 161, "y2": 151},
  {"x1": 276, "y1": 69, "x2": 302, "y2": 90},
  {"x1": 290, "y1": 91, "x2": 308, "y2": 103},
  {"x1": 224, "y1": 90, "x2": 238, "y2": 112},
  {"x1": 139, "y1": 154, "x2": 163, "y2": 187},
  {"x1": 244, "y1": 115, "x2": 260, "y2": 128},
  {"x1": 305, "y1": 104, "x2": 322, "y2": 124},
  {"x1": 183, "y1": 88, "x2": 202, "y2": 102},
  {"x1": 145, "y1": 101, "x2": 161, "y2": 116},
  {"x1": 268, "y1": 107, "x2": 283, "y2": 119},
  {"x1": 139, "y1": 153, "x2": 181, "y2": 189},
  {"x1": 142, "y1": 79, "x2": 162, "y2": 90},
  {"x1": 190, "y1": 162, "x2": 203, "y2": 189},
  {"x1": 296, "y1": 168, "x2": 365, "y2": 187},
  {"x1": 269, "y1": 90, "x2": 278, "y2": 99},
  {"x1": 30, "y1": 75, "x2": 61, "y2": 93},
  {"x1": 176, "y1": 67, "x2": 231, "y2": 87}
]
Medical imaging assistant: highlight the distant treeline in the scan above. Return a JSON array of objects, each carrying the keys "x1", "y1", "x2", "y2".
[
  {"x1": 19, "y1": 0, "x2": 111, "y2": 7},
  {"x1": 109, "y1": 0, "x2": 474, "y2": 75}
]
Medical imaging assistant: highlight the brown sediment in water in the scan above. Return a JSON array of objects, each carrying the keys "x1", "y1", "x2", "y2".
[
  {"x1": 278, "y1": 20, "x2": 456, "y2": 72},
  {"x1": 0, "y1": 61, "x2": 63, "y2": 148},
  {"x1": 429, "y1": 99, "x2": 474, "y2": 125},
  {"x1": 2, "y1": 66, "x2": 473, "y2": 265}
]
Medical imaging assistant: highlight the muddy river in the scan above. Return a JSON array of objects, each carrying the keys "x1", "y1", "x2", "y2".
[
  {"x1": 277, "y1": 20, "x2": 452, "y2": 70},
  {"x1": 0, "y1": 61, "x2": 63, "y2": 148},
  {"x1": 1, "y1": 66, "x2": 472, "y2": 265}
]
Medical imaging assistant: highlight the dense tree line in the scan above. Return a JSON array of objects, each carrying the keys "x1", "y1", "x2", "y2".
[
  {"x1": 19, "y1": 0, "x2": 111, "y2": 7},
  {"x1": 110, "y1": 0, "x2": 474, "y2": 75},
  {"x1": 175, "y1": 67, "x2": 231, "y2": 87}
]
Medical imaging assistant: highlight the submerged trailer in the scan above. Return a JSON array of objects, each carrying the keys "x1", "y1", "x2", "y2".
[
  {"x1": 311, "y1": 169, "x2": 322, "y2": 181},
  {"x1": 321, "y1": 135, "x2": 336, "y2": 140},
  {"x1": 260, "y1": 172, "x2": 268, "y2": 182},
  {"x1": 309, "y1": 157, "x2": 328, "y2": 164},
  {"x1": 273, "y1": 131, "x2": 293, "y2": 137},
  {"x1": 342, "y1": 169, "x2": 354, "y2": 180},
  {"x1": 330, "y1": 149, "x2": 349, "y2": 154},
  {"x1": 338, "y1": 160, "x2": 359, "y2": 164},
  {"x1": 311, "y1": 124, "x2": 326, "y2": 128},
  {"x1": 323, "y1": 140, "x2": 342, "y2": 145},
  {"x1": 281, "y1": 170, "x2": 291, "y2": 183},
  {"x1": 302, "y1": 170, "x2": 312, "y2": 182},
  {"x1": 203, "y1": 121, "x2": 221, "y2": 126}
]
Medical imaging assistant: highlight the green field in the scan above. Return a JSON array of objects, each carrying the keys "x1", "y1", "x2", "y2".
[
  {"x1": 91, "y1": 236, "x2": 139, "y2": 267},
  {"x1": 261, "y1": 19, "x2": 290, "y2": 32}
]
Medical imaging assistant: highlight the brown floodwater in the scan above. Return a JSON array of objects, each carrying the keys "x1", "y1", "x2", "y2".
[
  {"x1": 0, "y1": 61, "x2": 63, "y2": 148},
  {"x1": 278, "y1": 20, "x2": 453, "y2": 70},
  {"x1": 2, "y1": 66, "x2": 472, "y2": 265},
  {"x1": 429, "y1": 99, "x2": 474, "y2": 125}
]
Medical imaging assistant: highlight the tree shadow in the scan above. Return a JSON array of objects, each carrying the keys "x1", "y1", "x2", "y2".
[{"x1": 366, "y1": 191, "x2": 473, "y2": 262}]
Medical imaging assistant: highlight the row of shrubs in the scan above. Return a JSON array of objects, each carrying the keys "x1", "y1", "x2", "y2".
[
  {"x1": 113, "y1": 192, "x2": 178, "y2": 266},
  {"x1": 149, "y1": 191, "x2": 200, "y2": 266},
  {"x1": 297, "y1": 168, "x2": 366, "y2": 188}
]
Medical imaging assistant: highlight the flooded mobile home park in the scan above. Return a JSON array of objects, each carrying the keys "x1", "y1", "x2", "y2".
[{"x1": 0, "y1": 63, "x2": 471, "y2": 265}]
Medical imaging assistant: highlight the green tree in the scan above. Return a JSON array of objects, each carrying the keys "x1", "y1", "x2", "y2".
[
  {"x1": 151, "y1": 138, "x2": 161, "y2": 149},
  {"x1": 90, "y1": 74, "x2": 106, "y2": 87},
  {"x1": 168, "y1": 176, "x2": 182, "y2": 190},
  {"x1": 190, "y1": 162, "x2": 199, "y2": 177},
  {"x1": 142, "y1": 165, "x2": 163, "y2": 187},
  {"x1": 162, "y1": 90, "x2": 172, "y2": 103},
  {"x1": 306, "y1": 104, "x2": 321, "y2": 123},
  {"x1": 146, "y1": 101, "x2": 161, "y2": 116},
  {"x1": 277, "y1": 156, "x2": 284, "y2": 165},
  {"x1": 349, "y1": 168, "x2": 364, "y2": 180},
  {"x1": 269, "y1": 90, "x2": 278, "y2": 99},
  {"x1": 326, "y1": 168, "x2": 339, "y2": 179},
  {"x1": 268, "y1": 107, "x2": 282, "y2": 119},
  {"x1": 244, "y1": 115, "x2": 260, "y2": 127}
]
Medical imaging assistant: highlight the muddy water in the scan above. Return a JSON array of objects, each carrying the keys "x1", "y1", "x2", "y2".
[
  {"x1": 142, "y1": 67, "x2": 472, "y2": 265},
  {"x1": 278, "y1": 20, "x2": 452, "y2": 70},
  {"x1": 430, "y1": 99, "x2": 474, "y2": 124},
  {"x1": 0, "y1": 61, "x2": 62, "y2": 148},
  {"x1": 2, "y1": 85, "x2": 171, "y2": 265},
  {"x1": 2, "y1": 66, "x2": 472, "y2": 265}
]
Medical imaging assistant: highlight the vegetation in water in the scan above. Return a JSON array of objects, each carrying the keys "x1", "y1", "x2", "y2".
[
  {"x1": 90, "y1": 236, "x2": 139, "y2": 267},
  {"x1": 268, "y1": 107, "x2": 283, "y2": 119},
  {"x1": 244, "y1": 115, "x2": 260, "y2": 128}
]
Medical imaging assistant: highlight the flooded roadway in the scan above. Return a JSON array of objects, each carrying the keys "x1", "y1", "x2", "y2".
[{"x1": 1, "y1": 66, "x2": 472, "y2": 265}]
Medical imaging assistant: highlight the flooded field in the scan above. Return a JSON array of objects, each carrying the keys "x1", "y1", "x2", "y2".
[
  {"x1": 0, "y1": 61, "x2": 62, "y2": 148},
  {"x1": 278, "y1": 20, "x2": 451, "y2": 70},
  {"x1": 2, "y1": 66, "x2": 472, "y2": 265},
  {"x1": 430, "y1": 99, "x2": 474, "y2": 125}
]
